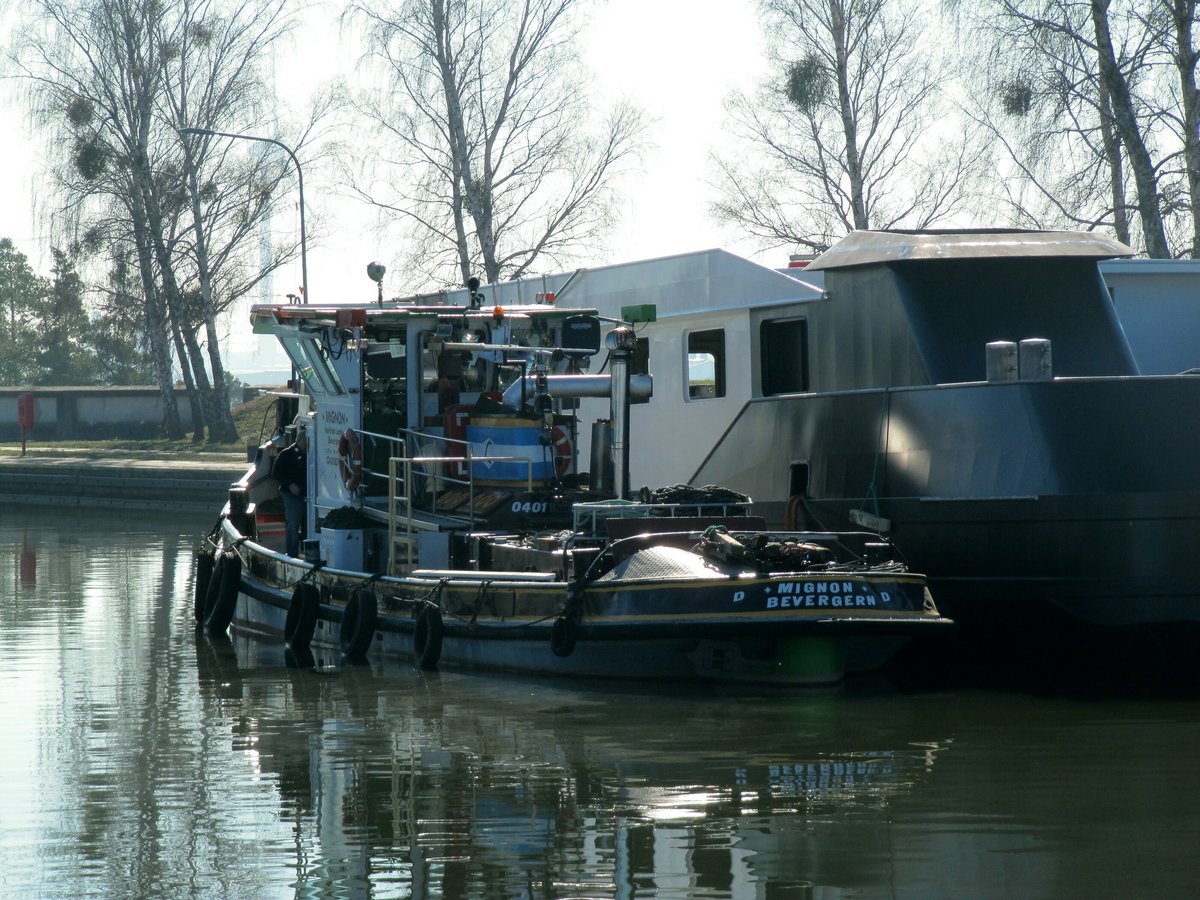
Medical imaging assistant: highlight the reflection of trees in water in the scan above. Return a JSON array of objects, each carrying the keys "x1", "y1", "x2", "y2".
[
  {"x1": 2, "y1": 512, "x2": 209, "y2": 898},
  {"x1": 200, "y1": 645, "x2": 948, "y2": 898}
]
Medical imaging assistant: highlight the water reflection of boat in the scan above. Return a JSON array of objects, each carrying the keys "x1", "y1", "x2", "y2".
[
  {"x1": 197, "y1": 291, "x2": 949, "y2": 685},
  {"x1": 194, "y1": 630, "x2": 951, "y2": 899}
]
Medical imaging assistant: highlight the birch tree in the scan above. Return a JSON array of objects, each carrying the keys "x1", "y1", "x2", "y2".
[
  {"x1": 713, "y1": 0, "x2": 985, "y2": 253},
  {"x1": 17, "y1": 0, "x2": 188, "y2": 435},
  {"x1": 967, "y1": 0, "x2": 1198, "y2": 257},
  {"x1": 13, "y1": 0, "x2": 303, "y2": 439},
  {"x1": 348, "y1": 0, "x2": 644, "y2": 287},
  {"x1": 1160, "y1": 0, "x2": 1199, "y2": 256},
  {"x1": 165, "y1": 0, "x2": 301, "y2": 441}
]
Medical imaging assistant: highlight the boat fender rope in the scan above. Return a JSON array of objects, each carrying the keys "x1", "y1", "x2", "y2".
[
  {"x1": 468, "y1": 580, "x2": 493, "y2": 628},
  {"x1": 291, "y1": 560, "x2": 326, "y2": 589}
]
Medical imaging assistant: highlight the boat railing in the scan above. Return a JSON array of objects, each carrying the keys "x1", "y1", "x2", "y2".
[
  {"x1": 386, "y1": 452, "x2": 535, "y2": 573},
  {"x1": 571, "y1": 499, "x2": 755, "y2": 536},
  {"x1": 359, "y1": 426, "x2": 477, "y2": 501}
]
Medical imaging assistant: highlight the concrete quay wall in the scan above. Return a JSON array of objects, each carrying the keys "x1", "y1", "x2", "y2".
[{"x1": 0, "y1": 453, "x2": 248, "y2": 512}]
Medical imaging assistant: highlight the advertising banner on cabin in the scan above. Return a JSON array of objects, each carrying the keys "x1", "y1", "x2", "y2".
[{"x1": 314, "y1": 394, "x2": 360, "y2": 520}]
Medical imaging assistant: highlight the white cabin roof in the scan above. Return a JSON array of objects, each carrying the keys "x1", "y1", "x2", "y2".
[{"x1": 395, "y1": 248, "x2": 824, "y2": 320}]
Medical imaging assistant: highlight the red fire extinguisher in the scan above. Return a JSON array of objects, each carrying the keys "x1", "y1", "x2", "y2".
[{"x1": 17, "y1": 392, "x2": 35, "y2": 456}]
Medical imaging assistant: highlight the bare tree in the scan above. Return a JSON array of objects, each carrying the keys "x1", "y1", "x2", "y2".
[
  {"x1": 14, "y1": 0, "x2": 188, "y2": 435},
  {"x1": 965, "y1": 0, "x2": 1196, "y2": 257},
  {"x1": 1160, "y1": 0, "x2": 1199, "y2": 256},
  {"x1": 11, "y1": 0, "x2": 307, "y2": 440},
  {"x1": 347, "y1": 0, "x2": 644, "y2": 287},
  {"x1": 713, "y1": 0, "x2": 985, "y2": 253},
  {"x1": 165, "y1": 0, "x2": 300, "y2": 441},
  {"x1": 960, "y1": 0, "x2": 1136, "y2": 240},
  {"x1": 1091, "y1": 0, "x2": 1172, "y2": 255}
]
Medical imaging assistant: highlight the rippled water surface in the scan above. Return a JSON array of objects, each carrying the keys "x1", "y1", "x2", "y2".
[{"x1": 4, "y1": 508, "x2": 1200, "y2": 898}]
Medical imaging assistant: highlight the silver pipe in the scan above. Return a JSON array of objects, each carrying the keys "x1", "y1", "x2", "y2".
[
  {"x1": 500, "y1": 373, "x2": 652, "y2": 408},
  {"x1": 606, "y1": 327, "x2": 637, "y2": 499}
]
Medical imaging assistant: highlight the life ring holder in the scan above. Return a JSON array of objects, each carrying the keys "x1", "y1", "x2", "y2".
[
  {"x1": 340, "y1": 586, "x2": 379, "y2": 658},
  {"x1": 337, "y1": 428, "x2": 364, "y2": 493}
]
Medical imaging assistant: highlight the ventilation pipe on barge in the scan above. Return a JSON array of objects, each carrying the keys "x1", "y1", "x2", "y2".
[{"x1": 606, "y1": 326, "x2": 637, "y2": 499}]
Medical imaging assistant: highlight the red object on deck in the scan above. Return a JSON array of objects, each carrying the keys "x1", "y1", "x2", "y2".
[{"x1": 255, "y1": 511, "x2": 286, "y2": 543}]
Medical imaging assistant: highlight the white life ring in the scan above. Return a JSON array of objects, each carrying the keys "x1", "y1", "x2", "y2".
[{"x1": 552, "y1": 426, "x2": 572, "y2": 477}]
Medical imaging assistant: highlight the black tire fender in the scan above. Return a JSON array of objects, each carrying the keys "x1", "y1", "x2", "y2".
[
  {"x1": 340, "y1": 588, "x2": 379, "y2": 658},
  {"x1": 413, "y1": 605, "x2": 443, "y2": 670},
  {"x1": 285, "y1": 583, "x2": 321, "y2": 651},
  {"x1": 193, "y1": 548, "x2": 216, "y2": 623},
  {"x1": 551, "y1": 616, "x2": 577, "y2": 657},
  {"x1": 199, "y1": 552, "x2": 225, "y2": 625},
  {"x1": 204, "y1": 552, "x2": 241, "y2": 635}
]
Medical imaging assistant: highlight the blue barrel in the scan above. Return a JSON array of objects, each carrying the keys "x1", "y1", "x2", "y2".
[{"x1": 466, "y1": 417, "x2": 552, "y2": 485}]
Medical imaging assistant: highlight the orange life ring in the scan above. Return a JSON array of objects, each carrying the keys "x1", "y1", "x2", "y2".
[
  {"x1": 552, "y1": 426, "x2": 571, "y2": 477},
  {"x1": 337, "y1": 428, "x2": 363, "y2": 492}
]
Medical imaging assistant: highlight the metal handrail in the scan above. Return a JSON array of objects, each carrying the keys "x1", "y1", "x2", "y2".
[
  {"x1": 360, "y1": 426, "x2": 475, "y2": 495},
  {"x1": 387, "y1": 452, "x2": 534, "y2": 573}
]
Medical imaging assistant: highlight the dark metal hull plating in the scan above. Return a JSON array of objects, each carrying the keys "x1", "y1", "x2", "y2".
[{"x1": 694, "y1": 376, "x2": 1200, "y2": 627}]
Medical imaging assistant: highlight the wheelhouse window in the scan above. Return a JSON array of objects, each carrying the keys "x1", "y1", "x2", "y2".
[
  {"x1": 760, "y1": 318, "x2": 809, "y2": 395},
  {"x1": 687, "y1": 329, "x2": 725, "y2": 399},
  {"x1": 278, "y1": 329, "x2": 344, "y2": 395}
]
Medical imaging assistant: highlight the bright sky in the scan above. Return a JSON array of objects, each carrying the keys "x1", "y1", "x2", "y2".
[{"x1": 0, "y1": 0, "x2": 771, "y2": 376}]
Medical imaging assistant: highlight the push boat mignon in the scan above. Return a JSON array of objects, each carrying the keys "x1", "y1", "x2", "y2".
[{"x1": 194, "y1": 289, "x2": 951, "y2": 684}]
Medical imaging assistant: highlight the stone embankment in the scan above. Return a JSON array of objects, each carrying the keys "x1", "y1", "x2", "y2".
[{"x1": 0, "y1": 449, "x2": 249, "y2": 512}]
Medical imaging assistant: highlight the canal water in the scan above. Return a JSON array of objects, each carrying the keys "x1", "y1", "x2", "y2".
[{"x1": 4, "y1": 508, "x2": 1200, "y2": 899}]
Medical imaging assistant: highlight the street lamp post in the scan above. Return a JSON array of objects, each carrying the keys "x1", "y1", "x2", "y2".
[{"x1": 179, "y1": 127, "x2": 309, "y2": 305}]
